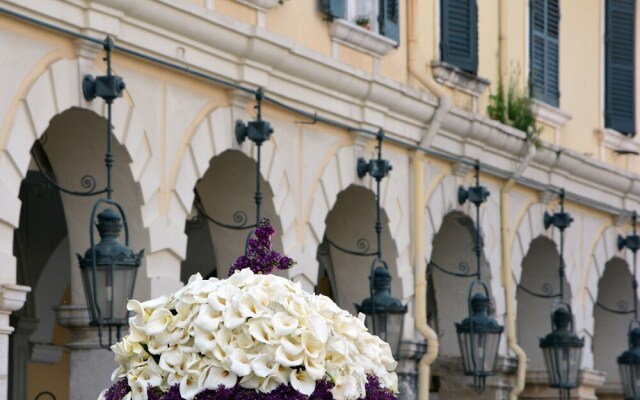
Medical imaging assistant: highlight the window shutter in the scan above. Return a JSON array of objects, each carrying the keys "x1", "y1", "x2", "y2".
[
  {"x1": 380, "y1": 0, "x2": 400, "y2": 42},
  {"x1": 530, "y1": 0, "x2": 560, "y2": 107},
  {"x1": 441, "y1": 0, "x2": 478, "y2": 74},
  {"x1": 321, "y1": 0, "x2": 346, "y2": 20},
  {"x1": 606, "y1": 0, "x2": 636, "y2": 135}
]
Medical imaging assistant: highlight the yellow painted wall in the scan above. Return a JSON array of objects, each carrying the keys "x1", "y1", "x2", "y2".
[
  {"x1": 558, "y1": 0, "x2": 601, "y2": 156},
  {"x1": 216, "y1": 0, "x2": 257, "y2": 25},
  {"x1": 266, "y1": 0, "x2": 332, "y2": 56}
]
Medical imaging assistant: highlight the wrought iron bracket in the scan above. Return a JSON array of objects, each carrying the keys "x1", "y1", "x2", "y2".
[
  {"x1": 319, "y1": 237, "x2": 377, "y2": 257},
  {"x1": 427, "y1": 260, "x2": 475, "y2": 278}
]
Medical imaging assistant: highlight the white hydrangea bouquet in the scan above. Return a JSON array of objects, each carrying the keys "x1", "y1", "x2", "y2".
[{"x1": 99, "y1": 219, "x2": 399, "y2": 400}]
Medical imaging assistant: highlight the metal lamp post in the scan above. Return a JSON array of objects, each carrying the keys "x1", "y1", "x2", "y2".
[
  {"x1": 539, "y1": 189, "x2": 584, "y2": 400},
  {"x1": 617, "y1": 212, "x2": 640, "y2": 399},
  {"x1": 455, "y1": 162, "x2": 504, "y2": 393},
  {"x1": 354, "y1": 131, "x2": 407, "y2": 359},
  {"x1": 77, "y1": 37, "x2": 143, "y2": 348}
]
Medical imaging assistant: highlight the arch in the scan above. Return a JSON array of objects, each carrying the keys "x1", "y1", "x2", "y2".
[
  {"x1": 0, "y1": 57, "x2": 153, "y2": 287},
  {"x1": 593, "y1": 257, "x2": 637, "y2": 394},
  {"x1": 303, "y1": 145, "x2": 412, "y2": 299},
  {"x1": 171, "y1": 108, "x2": 296, "y2": 271},
  {"x1": 424, "y1": 174, "x2": 503, "y2": 316}
]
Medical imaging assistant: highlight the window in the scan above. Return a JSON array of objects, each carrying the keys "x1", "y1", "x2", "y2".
[
  {"x1": 440, "y1": 0, "x2": 478, "y2": 74},
  {"x1": 322, "y1": 0, "x2": 400, "y2": 42},
  {"x1": 605, "y1": 0, "x2": 636, "y2": 135},
  {"x1": 530, "y1": 0, "x2": 560, "y2": 107}
]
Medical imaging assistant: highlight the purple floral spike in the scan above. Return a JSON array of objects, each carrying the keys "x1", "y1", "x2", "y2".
[
  {"x1": 104, "y1": 379, "x2": 130, "y2": 400},
  {"x1": 229, "y1": 218, "x2": 296, "y2": 276}
]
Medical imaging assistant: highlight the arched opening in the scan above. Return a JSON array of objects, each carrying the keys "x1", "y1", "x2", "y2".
[
  {"x1": 428, "y1": 211, "x2": 493, "y2": 398},
  {"x1": 181, "y1": 150, "x2": 284, "y2": 283},
  {"x1": 517, "y1": 236, "x2": 572, "y2": 371},
  {"x1": 314, "y1": 185, "x2": 399, "y2": 314},
  {"x1": 8, "y1": 107, "x2": 147, "y2": 399},
  {"x1": 594, "y1": 257, "x2": 637, "y2": 397}
]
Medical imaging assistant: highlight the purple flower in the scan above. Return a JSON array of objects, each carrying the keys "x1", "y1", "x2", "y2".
[
  {"x1": 102, "y1": 376, "x2": 398, "y2": 399},
  {"x1": 229, "y1": 218, "x2": 297, "y2": 276},
  {"x1": 104, "y1": 379, "x2": 130, "y2": 400}
]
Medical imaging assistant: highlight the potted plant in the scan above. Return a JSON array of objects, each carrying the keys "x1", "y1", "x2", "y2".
[
  {"x1": 99, "y1": 219, "x2": 399, "y2": 400},
  {"x1": 355, "y1": 16, "x2": 371, "y2": 30}
]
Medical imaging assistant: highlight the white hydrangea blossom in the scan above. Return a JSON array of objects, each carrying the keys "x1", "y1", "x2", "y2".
[{"x1": 108, "y1": 269, "x2": 398, "y2": 400}]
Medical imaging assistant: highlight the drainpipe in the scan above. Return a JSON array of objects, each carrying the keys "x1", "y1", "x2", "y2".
[
  {"x1": 501, "y1": 143, "x2": 536, "y2": 400},
  {"x1": 408, "y1": 0, "x2": 452, "y2": 149},
  {"x1": 413, "y1": 152, "x2": 439, "y2": 400}
]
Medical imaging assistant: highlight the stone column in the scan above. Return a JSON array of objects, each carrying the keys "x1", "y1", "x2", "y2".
[
  {"x1": 520, "y1": 370, "x2": 606, "y2": 400},
  {"x1": 0, "y1": 284, "x2": 30, "y2": 400},
  {"x1": 56, "y1": 305, "x2": 118, "y2": 400}
]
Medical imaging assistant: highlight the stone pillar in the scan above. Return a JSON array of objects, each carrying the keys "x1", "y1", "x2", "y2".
[
  {"x1": 521, "y1": 370, "x2": 606, "y2": 400},
  {"x1": 432, "y1": 355, "x2": 516, "y2": 400},
  {"x1": 56, "y1": 305, "x2": 118, "y2": 400},
  {"x1": 397, "y1": 341, "x2": 428, "y2": 400},
  {"x1": 9, "y1": 317, "x2": 38, "y2": 399},
  {"x1": 0, "y1": 284, "x2": 30, "y2": 400}
]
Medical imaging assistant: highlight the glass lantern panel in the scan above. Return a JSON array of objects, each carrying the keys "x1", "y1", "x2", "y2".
[
  {"x1": 543, "y1": 345, "x2": 582, "y2": 388},
  {"x1": 457, "y1": 331, "x2": 474, "y2": 374},
  {"x1": 81, "y1": 264, "x2": 137, "y2": 325},
  {"x1": 457, "y1": 331, "x2": 501, "y2": 376},
  {"x1": 619, "y1": 363, "x2": 640, "y2": 399}
]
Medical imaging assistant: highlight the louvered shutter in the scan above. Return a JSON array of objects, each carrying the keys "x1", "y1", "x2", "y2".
[
  {"x1": 605, "y1": 0, "x2": 636, "y2": 135},
  {"x1": 321, "y1": 0, "x2": 346, "y2": 20},
  {"x1": 380, "y1": 0, "x2": 400, "y2": 42},
  {"x1": 530, "y1": 0, "x2": 560, "y2": 107},
  {"x1": 440, "y1": 0, "x2": 478, "y2": 74}
]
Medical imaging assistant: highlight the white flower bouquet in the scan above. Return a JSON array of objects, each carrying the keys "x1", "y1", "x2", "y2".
[{"x1": 99, "y1": 220, "x2": 399, "y2": 400}]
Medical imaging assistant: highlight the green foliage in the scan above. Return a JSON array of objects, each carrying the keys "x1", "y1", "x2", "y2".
[{"x1": 487, "y1": 77, "x2": 542, "y2": 147}]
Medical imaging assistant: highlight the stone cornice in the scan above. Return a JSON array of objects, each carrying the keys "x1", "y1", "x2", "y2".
[
  {"x1": 0, "y1": 284, "x2": 30, "y2": 313},
  {"x1": 4, "y1": 0, "x2": 640, "y2": 215},
  {"x1": 329, "y1": 19, "x2": 397, "y2": 57}
]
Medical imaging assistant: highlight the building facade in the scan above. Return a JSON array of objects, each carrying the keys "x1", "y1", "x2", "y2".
[{"x1": 1, "y1": 0, "x2": 640, "y2": 399}]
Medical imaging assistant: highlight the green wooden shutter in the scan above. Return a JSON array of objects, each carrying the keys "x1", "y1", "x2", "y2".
[
  {"x1": 380, "y1": 0, "x2": 400, "y2": 42},
  {"x1": 321, "y1": 0, "x2": 346, "y2": 20},
  {"x1": 440, "y1": 0, "x2": 478, "y2": 74},
  {"x1": 606, "y1": 0, "x2": 636, "y2": 135},
  {"x1": 530, "y1": 0, "x2": 560, "y2": 107}
]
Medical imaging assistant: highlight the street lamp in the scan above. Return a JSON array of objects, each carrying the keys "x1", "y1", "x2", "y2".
[
  {"x1": 616, "y1": 212, "x2": 640, "y2": 399},
  {"x1": 619, "y1": 326, "x2": 640, "y2": 400},
  {"x1": 77, "y1": 37, "x2": 143, "y2": 348},
  {"x1": 356, "y1": 259, "x2": 408, "y2": 357},
  {"x1": 455, "y1": 162, "x2": 504, "y2": 393},
  {"x1": 540, "y1": 189, "x2": 584, "y2": 400},
  {"x1": 78, "y1": 208, "x2": 142, "y2": 330},
  {"x1": 353, "y1": 131, "x2": 408, "y2": 358}
]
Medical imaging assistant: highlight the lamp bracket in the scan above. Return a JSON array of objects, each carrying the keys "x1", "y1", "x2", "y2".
[
  {"x1": 319, "y1": 236, "x2": 377, "y2": 257},
  {"x1": 543, "y1": 211, "x2": 573, "y2": 231},
  {"x1": 189, "y1": 191, "x2": 256, "y2": 231},
  {"x1": 82, "y1": 74, "x2": 126, "y2": 103},
  {"x1": 427, "y1": 260, "x2": 475, "y2": 278},
  {"x1": 458, "y1": 185, "x2": 490, "y2": 206}
]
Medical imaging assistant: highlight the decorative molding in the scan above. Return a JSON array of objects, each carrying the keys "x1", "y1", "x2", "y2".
[
  {"x1": 30, "y1": 344, "x2": 64, "y2": 364},
  {"x1": 532, "y1": 99, "x2": 572, "y2": 127},
  {"x1": 0, "y1": 284, "x2": 30, "y2": 313},
  {"x1": 452, "y1": 161, "x2": 473, "y2": 178},
  {"x1": 538, "y1": 189, "x2": 557, "y2": 205},
  {"x1": 54, "y1": 304, "x2": 91, "y2": 328},
  {"x1": 431, "y1": 61, "x2": 491, "y2": 97},
  {"x1": 598, "y1": 128, "x2": 640, "y2": 155},
  {"x1": 329, "y1": 19, "x2": 396, "y2": 57},
  {"x1": 235, "y1": 0, "x2": 281, "y2": 11}
]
